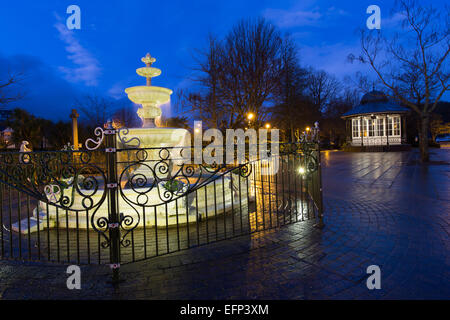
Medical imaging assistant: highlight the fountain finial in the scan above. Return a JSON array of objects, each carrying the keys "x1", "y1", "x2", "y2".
[{"x1": 141, "y1": 53, "x2": 156, "y2": 67}]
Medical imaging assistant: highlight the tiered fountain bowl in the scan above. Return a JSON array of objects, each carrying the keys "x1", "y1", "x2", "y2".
[{"x1": 122, "y1": 53, "x2": 188, "y2": 147}]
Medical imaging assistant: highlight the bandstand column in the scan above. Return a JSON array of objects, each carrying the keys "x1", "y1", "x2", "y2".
[
  {"x1": 360, "y1": 116, "x2": 364, "y2": 146},
  {"x1": 385, "y1": 115, "x2": 389, "y2": 147}
]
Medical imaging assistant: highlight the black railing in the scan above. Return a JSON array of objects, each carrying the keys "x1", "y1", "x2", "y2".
[{"x1": 0, "y1": 125, "x2": 323, "y2": 283}]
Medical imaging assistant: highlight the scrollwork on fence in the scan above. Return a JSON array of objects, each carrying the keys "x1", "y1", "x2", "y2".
[
  {"x1": 117, "y1": 146, "x2": 253, "y2": 210},
  {"x1": 0, "y1": 121, "x2": 321, "y2": 255},
  {"x1": 0, "y1": 150, "x2": 107, "y2": 212},
  {"x1": 118, "y1": 128, "x2": 141, "y2": 149},
  {"x1": 85, "y1": 127, "x2": 105, "y2": 150}
]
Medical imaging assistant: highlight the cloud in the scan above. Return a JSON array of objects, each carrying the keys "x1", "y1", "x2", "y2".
[
  {"x1": 0, "y1": 53, "x2": 81, "y2": 120},
  {"x1": 264, "y1": 8, "x2": 322, "y2": 28},
  {"x1": 326, "y1": 6, "x2": 349, "y2": 16},
  {"x1": 263, "y1": 4, "x2": 349, "y2": 29},
  {"x1": 300, "y1": 42, "x2": 369, "y2": 79},
  {"x1": 382, "y1": 12, "x2": 406, "y2": 29},
  {"x1": 54, "y1": 21, "x2": 101, "y2": 86},
  {"x1": 108, "y1": 82, "x2": 126, "y2": 100}
]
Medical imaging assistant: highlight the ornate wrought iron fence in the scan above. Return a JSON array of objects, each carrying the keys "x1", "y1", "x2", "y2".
[{"x1": 0, "y1": 125, "x2": 323, "y2": 283}]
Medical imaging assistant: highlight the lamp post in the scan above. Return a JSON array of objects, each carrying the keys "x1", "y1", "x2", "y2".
[{"x1": 247, "y1": 112, "x2": 255, "y2": 129}]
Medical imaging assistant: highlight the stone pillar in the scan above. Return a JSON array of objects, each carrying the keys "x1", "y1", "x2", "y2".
[{"x1": 70, "y1": 109, "x2": 79, "y2": 150}]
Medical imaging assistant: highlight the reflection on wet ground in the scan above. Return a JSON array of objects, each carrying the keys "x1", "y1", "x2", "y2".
[{"x1": 0, "y1": 149, "x2": 448, "y2": 299}]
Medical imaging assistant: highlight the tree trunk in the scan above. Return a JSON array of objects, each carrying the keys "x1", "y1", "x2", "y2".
[
  {"x1": 290, "y1": 122, "x2": 294, "y2": 142},
  {"x1": 419, "y1": 114, "x2": 430, "y2": 162}
]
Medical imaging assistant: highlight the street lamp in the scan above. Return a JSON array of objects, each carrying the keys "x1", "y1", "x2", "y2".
[
  {"x1": 265, "y1": 123, "x2": 271, "y2": 129},
  {"x1": 247, "y1": 112, "x2": 255, "y2": 129}
]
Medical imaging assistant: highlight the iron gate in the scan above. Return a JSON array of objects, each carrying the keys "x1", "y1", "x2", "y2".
[{"x1": 0, "y1": 124, "x2": 323, "y2": 283}]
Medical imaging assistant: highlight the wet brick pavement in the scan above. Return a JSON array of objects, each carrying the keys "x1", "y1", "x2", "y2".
[{"x1": 0, "y1": 149, "x2": 449, "y2": 299}]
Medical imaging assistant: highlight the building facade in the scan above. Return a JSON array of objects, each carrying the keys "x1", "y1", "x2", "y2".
[{"x1": 342, "y1": 91, "x2": 409, "y2": 149}]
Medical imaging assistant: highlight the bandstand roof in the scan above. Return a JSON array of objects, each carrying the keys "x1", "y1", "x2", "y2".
[{"x1": 342, "y1": 91, "x2": 409, "y2": 118}]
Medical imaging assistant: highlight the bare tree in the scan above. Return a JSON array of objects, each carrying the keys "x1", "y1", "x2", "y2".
[
  {"x1": 349, "y1": 0, "x2": 449, "y2": 161},
  {"x1": 0, "y1": 71, "x2": 25, "y2": 107},
  {"x1": 188, "y1": 35, "x2": 228, "y2": 129},
  {"x1": 112, "y1": 106, "x2": 141, "y2": 128},
  {"x1": 324, "y1": 87, "x2": 359, "y2": 119},
  {"x1": 159, "y1": 116, "x2": 189, "y2": 129},
  {"x1": 321, "y1": 87, "x2": 359, "y2": 147},
  {"x1": 190, "y1": 18, "x2": 286, "y2": 129},
  {"x1": 76, "y1": 94, "x2": 113, "y2": 127},
  {"x1": 306, "y1": 69, "x2": 342, "y2": 113},
  {"x1": 272, "y1": 36, "x2": 311, "y2": 141}
]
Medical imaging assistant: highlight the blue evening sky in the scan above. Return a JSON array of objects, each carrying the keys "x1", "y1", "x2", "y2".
[{"x1": 0, "y1": 0, "x2": 447, "y2": 121}]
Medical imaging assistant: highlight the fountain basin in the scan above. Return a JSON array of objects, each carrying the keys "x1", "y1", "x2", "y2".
[
  {"x1": 118, "y1": 127, "x2": 189, "y2": 149},
  {"x1": 125, "y1": 86, "x2": 172, "y2": 105},
  {"x1": 26, "y1": 174, "x2": 252, "y2": 231},
  {"x1": 136, "y1": 67, "x2": 161, "y2": 78}
]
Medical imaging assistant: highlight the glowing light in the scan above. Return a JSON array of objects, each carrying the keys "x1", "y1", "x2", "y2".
[
  {"x1": 124, "y1": 53, "x2": 172, "y2": 128},
  {"x1": 265, "y1": 123, "x2": 271, "y2": 129},
  {"x1": 306, "y1": 127, "x2": 311, "y2": 131},
  {"x1": 298, "y1": 167, "x2": 305, "y2": 175},
  {"x1": 194, "y1": 128, "x2": 201, "y2": 133},
  {"x1": 247, "y1": 113, "x2": 255, "y2": 120}
]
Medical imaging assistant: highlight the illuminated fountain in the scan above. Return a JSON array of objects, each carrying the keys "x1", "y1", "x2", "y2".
[
  {"x1": 121, "y1": 53, "x2": 189, "y2": 150},
  {"x1": 118, "y1": 53, "x2": 190, "y2": 179},
  {"x1": 18, "y1": 53, "x2": 250, "y2": 233}
]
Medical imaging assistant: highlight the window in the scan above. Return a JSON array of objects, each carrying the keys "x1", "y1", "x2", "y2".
[
  {"x1": 362, "y1": 119, "x2": 368, "y2": 137},
  {"x1": 352, "y1": 119, "x2": 359, "y2": 138},
  {"x1": 387, "y1": 116, "x2": 401, "y2": 136},
  {"x1": 393, "y1": 117, "x2": 400, "y2": 136},
  {"x1": 368, "y1": 119, "x2": 374, "y2": 137},
  {"x1": 377, "y1": 118, "x2": 384, "y2": 136}
]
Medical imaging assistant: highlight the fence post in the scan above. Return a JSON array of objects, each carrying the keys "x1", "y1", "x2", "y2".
[
  {"x1": 104, "y1": 121, "x2": 121, "y2": 284},
  {"x1": 314, "y1": 122, "x2": 324, "y2": 229}
]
